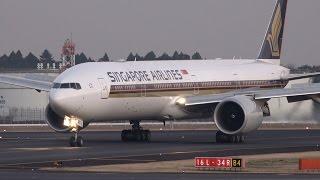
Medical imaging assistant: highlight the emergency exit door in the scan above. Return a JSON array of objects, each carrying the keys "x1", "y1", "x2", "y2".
[{"x1": 97, "y1": 78, "x2": 110, "y2": 99}]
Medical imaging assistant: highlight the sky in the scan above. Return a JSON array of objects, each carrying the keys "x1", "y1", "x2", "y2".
[{"x1": 0, "y1": 0, "x2": 320, "y2": 65}]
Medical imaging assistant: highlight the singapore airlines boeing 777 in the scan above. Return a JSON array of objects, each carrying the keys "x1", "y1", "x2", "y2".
[{"x1": 1, "y1": 0, "x2": 320, "y2": 147}]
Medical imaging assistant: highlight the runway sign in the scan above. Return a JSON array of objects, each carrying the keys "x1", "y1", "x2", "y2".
[{"x1": 194, "y1": 157, "x2": 243, "y2": 168}]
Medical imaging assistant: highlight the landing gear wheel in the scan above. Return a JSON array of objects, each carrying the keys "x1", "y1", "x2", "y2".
[
  {"x1": 121, "y1": 121, "x2": 151, "y2": 142},
  {"x1": 235, "y1": 135, "x2": 241, "y2": 143},
  {"x1": 76, "y1": 136, "x2": 84, "y2": 147},
  {"x1": 240, "y1": 135, "x2": 245, "y2": 143},
  {"x1": 216, "y1": 131, "x2": 245, "y2": 144},
  {"x1": 229, "y1": 135, "x2": 236, "y2": 143},
  {"x1": 121, "y1": 130, "x2": 151, "y2": 142},
  {"x1": 121, "y1": 130, "x2": 129, "y2": 142},
  {"x1": 69, "y1": 134, "x2": 84, "y2": 147},
  {"x1": 143, "y1": 130, "x2": 151, "y2": 142},
  {"x1": 69, "y1": 136, "x2": 76, "y2": 147}
]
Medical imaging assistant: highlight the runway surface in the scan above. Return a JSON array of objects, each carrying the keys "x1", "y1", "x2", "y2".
[
  {"x1": 0, "y1": 170, "x2": 319, "y2": 180},
  {"x1": 0, "y1": 129, "x2": 319, "y2": 179}
]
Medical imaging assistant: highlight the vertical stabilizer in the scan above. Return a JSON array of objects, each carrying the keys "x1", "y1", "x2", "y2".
[{"x1": 257, "y1": 0, "x2": 288, "y2": 63}]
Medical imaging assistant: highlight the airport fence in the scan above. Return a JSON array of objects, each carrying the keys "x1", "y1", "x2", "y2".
[
  {"x1": 1, "y1": 107, "x2": 318, "y2": 125},
  {"x1": 0, "y1": 107, "x2": 46, "y2": 124},
  {"x1": 0, "y1": 107, "x2": 213, "y2": 124}
]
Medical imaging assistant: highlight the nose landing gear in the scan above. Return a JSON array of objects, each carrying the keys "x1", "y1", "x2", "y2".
[
  {"x1": 69, "y1": 132, "x2": 84, "y2": 147},
  {"x1": 63, "y1": 116, "x2": 85, "y2": 147},
  {"x1": 121, "y1": 121, "x2": 151, "y2": 142}
]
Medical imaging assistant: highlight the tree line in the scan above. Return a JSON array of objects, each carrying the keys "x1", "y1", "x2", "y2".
[
  {"x1": 125, "y1": 51, "x2": 202, "y2": 61},
  {"x1": 0, "y1": 49, "x2": 202, "y2": 70},
  {"x1": 284, "y1": 64, "x2": 320, "y2": 74},
  {"x1": 0, "y1": 50, "x2": 56, "y2": 70},
  {"x1": 0, "y1": 49, "x2": 94, "y2": 70},
  {"x1": 1, "y1": 49, "x2": 319, "y2": 73}
]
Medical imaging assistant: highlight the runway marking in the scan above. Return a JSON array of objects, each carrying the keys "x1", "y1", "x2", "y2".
[
  {"x1": 89, "y1": 158, "x2": 156, "y2": 162},
  {"x1": 10, "y1": 147, "x2": 85, "y2": 151},
  {"x1": 0, "y1": 134, "x2": 317, "y2": 156},
  {"x1": 0, "y1": 144, "x2": 315, "y2": 168},
  {"x1": 0, "y1": 147, "x2": 85, "y2": 155},
  {"x1": 2, "y1": 135, "x2": 315, "y2": 152},
  {"x1": 0, "y1": 158, "x2": 156, "y2": 168},
  {"x1": 0, "y1": 135, "x2": 318, "y2": 143},
  {"x1": 0, "y1": 137, "x2": 62, "y2": 141},
  {"x1": 250, "y1": 135, "x2": 320, "y2": 142}
]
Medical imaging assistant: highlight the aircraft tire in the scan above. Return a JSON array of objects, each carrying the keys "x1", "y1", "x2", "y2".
[
  {"x1": 121, "y1": 130, "x2": 129, "y2": 142},
  {"x1": 69, "y1": 136, "x2": 76, "y2": 147},
  {"x1": 216, "y1": 131, "x2": 245, "y2": 144},
  {"x1": 143, "y1": 130, "x2": 151, "y2": 142},
  {"x1": 76, "y1": 136, "x2": 84, "y2": 147}
]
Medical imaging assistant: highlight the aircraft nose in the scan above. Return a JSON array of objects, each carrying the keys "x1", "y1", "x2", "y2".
[
  {"x1": 49, "y1": 90, "x2": 68, "y2": 116},
  {"x1": 49, "y1": 89, "x2": 82, "y2": 117}
]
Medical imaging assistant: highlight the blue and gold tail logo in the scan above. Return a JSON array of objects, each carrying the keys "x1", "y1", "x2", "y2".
[
  {"x1": 267, "y1": 4, "x2": 282, "y2": 57},
  {"x1": 258, "y1": 0, "x2": 288, "y2": 60}
]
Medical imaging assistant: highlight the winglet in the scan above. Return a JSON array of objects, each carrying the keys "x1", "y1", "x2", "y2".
[{"x1": 257, "y1": 0, "x2": 288, "y2": 62}]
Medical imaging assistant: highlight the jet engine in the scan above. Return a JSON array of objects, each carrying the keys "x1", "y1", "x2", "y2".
[
  {"x1": 45, "y1": 105, "x2": 89, "y2": 132},
  {"x1": 214, "y1": 95, "x2": 264, "y2": 135}
]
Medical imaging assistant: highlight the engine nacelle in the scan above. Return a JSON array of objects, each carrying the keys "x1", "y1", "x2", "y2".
[
  {"x1": 214, "y1": 96, "x2": 263, "y2": 135},
  {"x1": 45, "y1": 105, "x2": 89, "y2": 132}
]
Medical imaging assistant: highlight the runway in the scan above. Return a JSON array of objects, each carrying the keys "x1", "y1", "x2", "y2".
[
  {"x1": 0, "y1": 130, "x2": 319, "y2": 168},
  {"x1": 0, "y1": 129, "x2": 319, "y2": 179}
]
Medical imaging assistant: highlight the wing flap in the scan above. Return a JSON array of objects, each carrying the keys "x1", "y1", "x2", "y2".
[
  {"x1": 254, "y1": 83, "x2": 320, "y2": 100},
  {"x1": 184, "y1": 93, "x2": 231, "y2": 106},
  {"x1": 0, "y1": 75, "x2": 52, "y2": 92},
  {"x1": 182, "y1": 83, "x2": 320, "y2": 107},
  {"x1": 183, "y1": 88, "x2": 261, "y2": 106}
]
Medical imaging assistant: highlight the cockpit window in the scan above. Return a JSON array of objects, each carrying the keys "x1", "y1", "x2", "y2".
[
  {"x1": 52, "y1": 83, "x2": 61, "y2": 88},
  {"x1": 75, "y1": 83, "x2": 81, "y2": 90},
  {"x1": 70, "y1": 83, "x2": 77, "y2": 89},
  {"x1": 60, "y1": 83, "x2": 70, "y2": 88},
  {"x1": 52, "y1": 82, "x2": 82, "y2": 90}
]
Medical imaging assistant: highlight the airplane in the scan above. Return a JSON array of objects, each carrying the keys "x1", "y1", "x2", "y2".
[{"x1": 1, "y1": 0, "x2": 320, "y2": 147}]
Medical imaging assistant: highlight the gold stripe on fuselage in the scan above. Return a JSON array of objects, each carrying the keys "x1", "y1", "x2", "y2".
[{"x1": 109, "y1": 83, "x2": 287, "y2": 98}]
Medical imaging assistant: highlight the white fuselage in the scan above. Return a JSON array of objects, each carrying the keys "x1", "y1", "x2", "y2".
[{"x1": 49, "y1": 59, "x2": 290, "y2": 123}]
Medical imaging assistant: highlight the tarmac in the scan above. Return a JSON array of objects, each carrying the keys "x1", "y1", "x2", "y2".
[{"x1": 0, "y1": 127, "x2": 319, "y2": 179}]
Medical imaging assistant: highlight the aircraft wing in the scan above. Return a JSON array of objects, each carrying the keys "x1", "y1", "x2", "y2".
[
  {"x1": 181, "y1": 83, "x2": 320, "y2": 106},
  {"x1": 287, "y1": 72, "x2": 320, "y2": 81},
  {"x1": 0, "y1": 74, "x2": 52, "y2": 92}
]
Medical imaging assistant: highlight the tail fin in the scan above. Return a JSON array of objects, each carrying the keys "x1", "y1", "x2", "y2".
[{"x1": 257, "y1": 0, "x2": 288, "y2": 63}]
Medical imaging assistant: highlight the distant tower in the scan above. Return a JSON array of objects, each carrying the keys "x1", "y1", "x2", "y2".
[{"x1": 61, "y1": 37, "x2": 76, "y2": 70}]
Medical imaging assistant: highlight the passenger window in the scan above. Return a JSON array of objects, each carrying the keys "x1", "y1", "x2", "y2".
[{"x1": 60, "y1": 83, "x2": 70, "y2": 88}]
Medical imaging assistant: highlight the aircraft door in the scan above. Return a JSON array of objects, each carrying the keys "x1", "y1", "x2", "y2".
[
  {"x1": 97, "y1": 78, "x2": 110, "y2": 99},
  {"x1": 193, "y1": 82, "x2": 200, "y2": 95},
  {"x1": 141, "y1": 84, "x2": 147, "y2": 97}
]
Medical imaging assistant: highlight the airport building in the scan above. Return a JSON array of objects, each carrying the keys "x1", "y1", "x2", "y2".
[{"x1": 0, "y1": 72, "x2": 57, "y2": 123}]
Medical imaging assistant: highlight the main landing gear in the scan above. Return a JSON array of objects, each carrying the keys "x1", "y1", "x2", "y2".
[
  {"x1": 121, "y1": 121, "x2": 151, "y2": 142},
  {"x1": 69, "y1": 132, "x2": 84, "y2": 147},
  {"x1": 216, "y1": 131, "x2": 245, "y2": 143}
]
